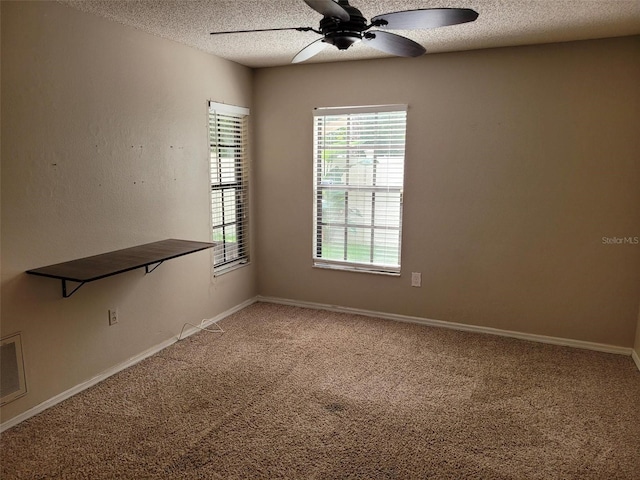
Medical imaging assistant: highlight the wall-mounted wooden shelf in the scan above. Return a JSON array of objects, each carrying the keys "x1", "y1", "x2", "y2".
[{"x1": 26, "y1": 239, "x2": 215, "y2": 298}]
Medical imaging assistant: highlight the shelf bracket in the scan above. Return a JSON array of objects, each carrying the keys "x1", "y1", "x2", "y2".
[
  {"x1": 145, "y1": 261, "x2": 164, "y2": 274},
  {"x1": 62, "y1": 280, "x2": 85, "y2": 298}
]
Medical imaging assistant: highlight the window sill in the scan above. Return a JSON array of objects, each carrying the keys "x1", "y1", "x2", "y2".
[
  {"x1": 312, "y1": 261, "x2": 400, "y2": 277},
  {"x1": 214, "y1": 260, "x2": 250, "y2": 277}
]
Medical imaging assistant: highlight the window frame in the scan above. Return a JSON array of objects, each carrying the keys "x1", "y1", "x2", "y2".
[
  {"x1": 312, "y1": 104, "x2": 407, "y2": 275},
  {"x1": 208, "y1": 101, "x2": 250, "y2": 275}
]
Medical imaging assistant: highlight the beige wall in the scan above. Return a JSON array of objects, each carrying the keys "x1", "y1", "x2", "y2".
[
  {"x1": 254, "y1": 37, "x2": 640, "y2": 347},
  {"x1": 1, "y1": 1, "x2": 256, "y2": 422}
]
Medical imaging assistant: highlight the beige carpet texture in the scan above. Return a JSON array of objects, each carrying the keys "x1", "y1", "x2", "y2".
[{"x1": 1, "y1": 302, "x2": 639, "y2": 479}]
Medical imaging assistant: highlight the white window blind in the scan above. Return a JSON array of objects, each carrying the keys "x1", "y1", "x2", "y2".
[
  {"x1": 313, "y1": 105, "x2": 407, "y2": 274},
  {"x1": 209, "y1": 101, "x2": 250, "y2": 274}
]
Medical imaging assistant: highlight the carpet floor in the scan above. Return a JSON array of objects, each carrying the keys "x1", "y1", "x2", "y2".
[{"x1": 1, "y1": 302, "x2": 639, "y2": 479}]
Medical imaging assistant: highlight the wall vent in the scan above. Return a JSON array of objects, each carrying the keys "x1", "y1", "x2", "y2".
[{"x1": 1, "y1": 333, "x2": 27, "y2": 405}]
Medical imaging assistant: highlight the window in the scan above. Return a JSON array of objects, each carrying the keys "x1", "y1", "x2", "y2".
[
  {"x1": 209, "y1": 101, "x2": 250, "y2": 274},
  {"x1": 313, "y1": 105, "x2": 407, "y2": 274}
]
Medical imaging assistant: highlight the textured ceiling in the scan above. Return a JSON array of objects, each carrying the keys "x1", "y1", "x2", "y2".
[{"x1": 61, "y1": 0, "x2": 640, "y2": 68}]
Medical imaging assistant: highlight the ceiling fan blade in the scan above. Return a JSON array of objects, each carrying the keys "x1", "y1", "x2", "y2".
[
  {"x1": 292, "y1": 38, "x2": 329, "y2": 63},
  {"x1": 304, "y1": 0, "x2": 350, "y2": 21},
  {"x1": 371, "y1": 8, "x2": 478, "y2": 30},
  {"x1": 211, "y1": 27, "x2": 316, "y2": 35},
  {"x1": 363, "y1": 31, "x2": 426, "y2": 57}
]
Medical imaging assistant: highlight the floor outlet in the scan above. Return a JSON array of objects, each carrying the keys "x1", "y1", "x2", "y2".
[
  {"x1": 108, "y1": 309, "x2": 119, "y2": 326},
  {"x1": 411, "y1": 272, "x2": 422, "y2": 287}
]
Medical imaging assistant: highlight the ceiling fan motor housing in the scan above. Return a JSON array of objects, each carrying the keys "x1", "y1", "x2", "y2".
[{"x1": 320, "y1": 1, "x2": 367, "y2": 50}]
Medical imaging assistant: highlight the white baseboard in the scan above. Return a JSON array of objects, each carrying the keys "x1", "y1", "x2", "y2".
[
  {"x1": 0, "y1": 296, "x2": 258, "y2": 433},
  {"x1": 257, "y1": 295, "x2": 634, "y2": 357},
  {"x1": 633, "y1": 350, "x2": 640, "y2": 372}
]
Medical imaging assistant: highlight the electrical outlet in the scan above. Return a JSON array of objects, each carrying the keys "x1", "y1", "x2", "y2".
[
  {"x1": 411, "y1": 272, "x2": 422, "y2": 287},
  {"x1": 108, "y1": 309, "x2": 118, "y2": 326}
]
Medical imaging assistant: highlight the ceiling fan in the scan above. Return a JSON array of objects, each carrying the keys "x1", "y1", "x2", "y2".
[{"x1": 210, "y1": 0, "x2": 479, "y2": 63}]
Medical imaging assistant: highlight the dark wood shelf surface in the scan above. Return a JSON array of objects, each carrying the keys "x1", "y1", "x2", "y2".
[{"x1": 26, "y1": 239, "x2": 215, "y2": 296}]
